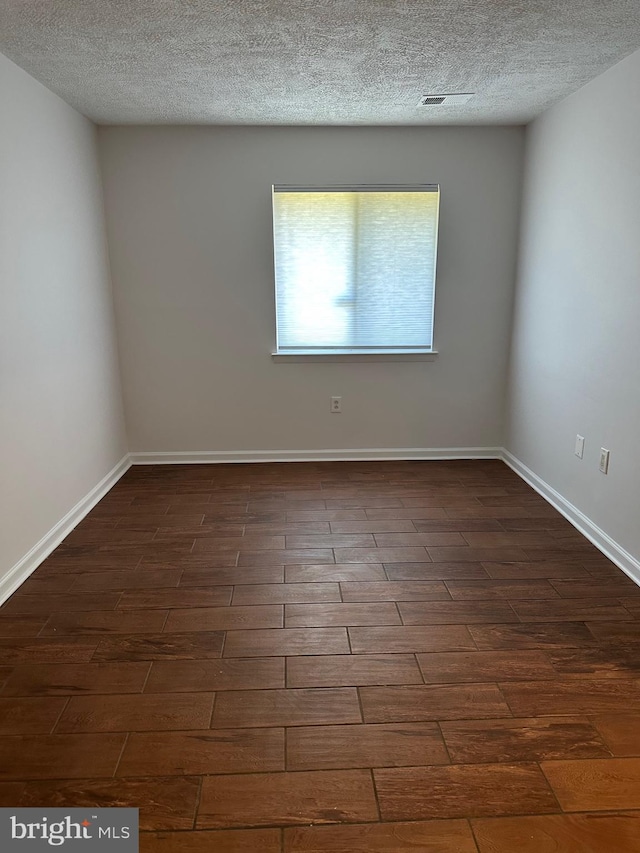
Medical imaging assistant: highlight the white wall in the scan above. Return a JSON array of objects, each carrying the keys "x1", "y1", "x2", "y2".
[
  {"x1": 99, "y1": 125, "x2": 524, "y2": 456},
  {"x1": 506, "y1": 47, "x2": 640, "y2": 566},
  {"x1": 0, "y1": 53, "x2": 128, "y2": 580}
]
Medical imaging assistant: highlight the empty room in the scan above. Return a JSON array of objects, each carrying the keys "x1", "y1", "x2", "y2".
[{"x1": 1, "y1": 2, "x2": 640, "y2": 851}]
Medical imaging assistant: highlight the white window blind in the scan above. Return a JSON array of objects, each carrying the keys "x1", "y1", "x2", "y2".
[{"x1": 272, "y1": 184, "x2": 440, "y2": 354}]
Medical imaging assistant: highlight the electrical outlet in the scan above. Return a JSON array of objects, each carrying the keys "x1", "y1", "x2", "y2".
[
  {"x1": 330, "y1": 396, "x2": 342, "y2": 413},
  {"x1": 599, "y1": 447, "x2": 610, "y2": 474},
  {"x1": 574, "y1": 435, "x2": 585, "y2": 459}
]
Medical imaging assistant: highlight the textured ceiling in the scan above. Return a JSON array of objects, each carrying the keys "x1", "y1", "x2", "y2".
[{"x1": 1, "y1": 1, "x2": 639, "y2": 125}]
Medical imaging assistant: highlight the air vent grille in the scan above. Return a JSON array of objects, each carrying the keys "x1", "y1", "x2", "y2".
[{"x1": 419, "y1": 93, "x2": 475, "y2": 106}]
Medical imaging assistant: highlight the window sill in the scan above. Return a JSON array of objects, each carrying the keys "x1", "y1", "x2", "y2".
[{"x1": 271, "y1": 350, "x2": 439, "y2": 363}]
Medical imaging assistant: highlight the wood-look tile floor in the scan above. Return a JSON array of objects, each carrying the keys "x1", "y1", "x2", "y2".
[{"x1": 2, "y1": 460, "x2": 640, "y2": 852}]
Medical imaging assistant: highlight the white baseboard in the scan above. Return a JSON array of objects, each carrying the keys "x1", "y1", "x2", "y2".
[
  {"x1": 129, "y1": 447, "x2": 503, "y2": 465},
  {"x1": 0, "y1": 454, "x2": 131, "y2": 607},
  {"x1": 502, "y1": 449, "x2": 640, "y2": 587}
]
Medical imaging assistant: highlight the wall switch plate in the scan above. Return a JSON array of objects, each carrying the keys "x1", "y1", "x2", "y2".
[
  {"x1": 599, "y1": 447, "x2": 610, "y2": 474},
  {"x1": 574, "y1": 435, "x2": 585, "y2": 459},
  {"x1": 330, "y1": 396, "x2": 342, "y2": 413}
]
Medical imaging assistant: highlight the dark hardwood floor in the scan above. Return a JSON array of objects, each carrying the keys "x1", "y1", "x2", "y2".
[{"x1": 1, "y1": 460, "x2": 639, "y2": 852}]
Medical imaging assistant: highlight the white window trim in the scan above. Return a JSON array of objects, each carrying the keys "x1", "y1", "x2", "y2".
[
  {"x1": 271, "y1": 350, "x2": 439, "y2": 363},
  {"x1": 272, "y1": 183, "x2": 440, "y2": 358}
]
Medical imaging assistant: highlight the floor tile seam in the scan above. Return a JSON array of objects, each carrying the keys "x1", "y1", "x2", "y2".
[
  {"x1": 502, "y1": 601, "x2": 523, "y2": 622},
  {"x1": 465, "y1": 819, "x2": 483, "y2": 853},
  {"x1": 466, "y1": 808, "x2": 640, "y2": 827},
  {"x1": 354, "y1": 684, "x2": 365, "y2": 725},
  {"x1": 191, "y1": 774, "x2": 204, "y2": 830},
  {"x1": 368, "y1": 766, "x2": 383, "y2": 821},
  {"x1": 162, "y1": 600, "x2": 285, "y2": 614},
  {"x1": 373, "y1": 802, "x2": 562, "y2": 823},
  {"x1": 578, "y1": 717, "x2": 617, "y2": 757},
  {"x1": 494, "y1": 681, "x2": 519, "y2": 720},
  {"x1": 218, "y1": 630, "x2": 228, "y2": 659},
  {"x1": 35, "y1": 613, "x2": 57, "y2": 639},
  {"x1": 136, "y1": 661, "x2": 154, "y2": 695},
  {"x1": 534, "y1": 760, "x2": 566, "y2": 813},
  {"x1": 197, "y1": 816, "x2": 388, "y2": 832},
  {"x1": 498, "y1": 672, "x2": 640, "y2": 688},
  {"x1": 378, "y1": 741, "x2": 617, "y2": 769},
  {"x1": 433, "y1": 719, "x2": 454, "y2": 766},
  {"x1": 282, "y1": 757, "x2": 456, "y2": 774},
  {"x1": 50, "y1": 714, "x2": 220, "y2": 736},
  {"x1": 283, "y1": 718, "x2": 289, "y2": 771},
  {"x1": 207, "y1": 690, "x2": 218, "y2": 728},
  {"x1": 46, "y1": 695, "x2": 71, "y2": 735},
  {"x1": 111, "y1": 731, "x2": 130, "y2": 777},
  {"x1": 1, "y1": 674, "x2": 537, "y2": 699},
  {"x1": 174, "y1": 809, "x2": 640, "y2": 834},
  {"x1": 0, "y1": 767, "x2": 447, "y2": 787},
  {"x1": 19, "y1": 709, "x2": 606, "y2": 741},
  {"x1": 202, "y1": 683, "x2": 363, "y2": 696}
]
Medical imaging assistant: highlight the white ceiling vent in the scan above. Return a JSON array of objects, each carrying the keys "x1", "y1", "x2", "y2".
[{"x1": 419, "y1": 93, "x2": 475, "y2": 106}]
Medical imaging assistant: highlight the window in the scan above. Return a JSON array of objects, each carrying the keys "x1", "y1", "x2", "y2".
[{"x1": 272, "y1": 184, "x2": 440, "y2": 356}]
